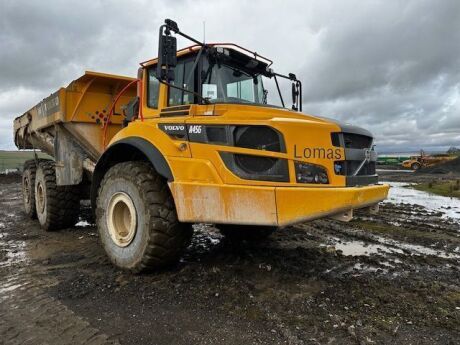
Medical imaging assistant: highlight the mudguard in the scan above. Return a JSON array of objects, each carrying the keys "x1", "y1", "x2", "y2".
[{"x1": 90, "y1": 137, "x2": 173, "y2": 210}]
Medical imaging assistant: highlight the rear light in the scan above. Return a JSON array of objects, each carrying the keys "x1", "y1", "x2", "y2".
[
  {"x1": 220, "y1": 152, "x2": 289, "y2": 182},
  {"x1": 295, "y1": 162, "x2": 329, "y2": 184}
]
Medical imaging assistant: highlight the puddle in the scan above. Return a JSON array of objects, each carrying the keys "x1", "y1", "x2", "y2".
[
  {"x1": 383, "y1": 181, "x2": 460, "y2": 221},
  {"x1": 333, "y1": 239, "x2": 398, "y2": 256},
  {"x1": 76, "y1": 220, "x2": 91, "y2": 227},
  {"x1": 377, "y1": 169, "x2": 414, "y2": 173},
  {"x1": 0, "y1": 283, "x2": 22, "y2": 294},
  {"x1": 326, "y1": 235, "x2": 460, "y2": 260},
  {"x1": 0, "y1": 234, "x2": 27, "y2": 267},
  {"x1": 375, "y1": 235, "x2": 460, "y2": 259}
]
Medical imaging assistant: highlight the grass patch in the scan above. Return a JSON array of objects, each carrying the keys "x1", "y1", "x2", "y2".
[
  {"x1": 412, "y1": 180, "x2": 460, "y2": 199},
  {"x1": 0, "y1": 150, "x2": 51, "y2": 172}
]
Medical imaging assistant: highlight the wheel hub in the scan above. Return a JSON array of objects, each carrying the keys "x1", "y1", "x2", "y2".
[
  {"x1": 23, "y1": 176, "x2": 30, "y2": 204},
  {"x1": 107, "y1": 192, "x2": 137, "y2": 247},
  {"x1": 36, "y1": 181, "x2": 45, "y2": 213}
]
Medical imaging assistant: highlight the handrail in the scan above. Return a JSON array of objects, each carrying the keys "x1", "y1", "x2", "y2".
[{"x1": 102, "y1": 79, "x2": 142, "y2": 149}]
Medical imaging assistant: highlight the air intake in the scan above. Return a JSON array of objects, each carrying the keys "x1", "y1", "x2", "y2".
[{"x1": 234, "y1": 126, "x2": 284, "y2": 152}]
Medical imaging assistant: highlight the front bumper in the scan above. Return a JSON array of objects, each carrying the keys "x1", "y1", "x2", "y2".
[{"x1": 170, "y1": 182, "x2": 389, "y2": 227}]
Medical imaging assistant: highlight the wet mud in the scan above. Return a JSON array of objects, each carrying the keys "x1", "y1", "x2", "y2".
[{"x1": 1, "y1": 174, "x2": 459, "y2": 344}]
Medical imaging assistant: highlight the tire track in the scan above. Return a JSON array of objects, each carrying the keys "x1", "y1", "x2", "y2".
[{"x1": 0, "y1": 273, "x2": 120, "y2": 345}]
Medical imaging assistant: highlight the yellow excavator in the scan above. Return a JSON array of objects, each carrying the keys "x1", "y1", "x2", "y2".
[{"x1": 13, "y1": 19, "x2": 389, "y2": 272}]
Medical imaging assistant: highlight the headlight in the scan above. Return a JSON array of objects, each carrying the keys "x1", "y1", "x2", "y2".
[{"x1": 295, "y1": 161, "x2": 329, "y2": 184}]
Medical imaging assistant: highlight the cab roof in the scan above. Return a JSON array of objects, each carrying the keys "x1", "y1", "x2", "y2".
[{"x1": 140, "y1": 43, "x2": 273, "y2": 68}]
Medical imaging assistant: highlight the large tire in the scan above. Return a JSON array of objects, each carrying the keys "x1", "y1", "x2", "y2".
[
  {"x1": 22, "y1": 160, "x2": 38, "y2": 219},
  {"x1": 216, "y1": 224, "x2": 277, "y2": 242},
  {"x1": 35, "y1": 161, "x2": 80, "y2": 231},
  {"x1": 96, "y1": 161, "x2": 193, "y2": 272}
]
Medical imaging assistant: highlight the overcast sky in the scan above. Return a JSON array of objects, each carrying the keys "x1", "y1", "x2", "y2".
[{"x1": 1, "y1": 0, "x2": 459, "y2": 152}]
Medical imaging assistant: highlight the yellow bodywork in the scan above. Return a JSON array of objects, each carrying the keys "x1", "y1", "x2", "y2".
[
  {"x1": 14, "y1": 71, "x2": 136, "y2": 158},
  {"x1": 14, "y1": 61, "x2": 389, "y2": 227},
  {"x1": 107, "y1": 66, "x2": 389, "y2": 226}
]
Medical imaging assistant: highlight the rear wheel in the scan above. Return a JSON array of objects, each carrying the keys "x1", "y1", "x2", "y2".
[
  {"x1": 216, "y1": 224, "x2": 277, "y2": 242},
  {"x1": 96, "y1": 161, "x2": 193, "y2": 272},
  {"x1": 35, "y1": 161, "x2": 80, "y2": 231},
  {"x1": 22, "y1": 160, "x2": 38, "y2": 219}
]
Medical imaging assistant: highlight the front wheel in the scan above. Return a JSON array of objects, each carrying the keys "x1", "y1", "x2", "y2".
[
  {"x1": 215, "y1": 224, "x2": 277, "y2": 242},
  {"x1": 96, "y1": 161, "x2": 193, "y2": 272}
]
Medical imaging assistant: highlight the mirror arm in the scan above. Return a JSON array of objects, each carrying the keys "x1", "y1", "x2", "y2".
[
  {"x1": 175, "y1": 30, "x2": 205, "y2": 47},
  {"x1": 164, "y1": 19, "x2": 206, "y2": 47}
]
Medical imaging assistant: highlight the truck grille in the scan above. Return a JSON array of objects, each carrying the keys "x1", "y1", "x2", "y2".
[
  {"x1": 331, "y1": 131, "x2": 377, "y2": 186},
  {"x1": 331, "y1": 132, "x2": 373, "y2": 149},
  {"x1": 334, "y1": 161, "x2": 376, "y2": 176}
]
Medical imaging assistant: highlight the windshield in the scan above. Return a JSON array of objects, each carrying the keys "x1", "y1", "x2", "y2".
[{"x1": 201, "y1": 57, "x2": 285, "y2": 107}]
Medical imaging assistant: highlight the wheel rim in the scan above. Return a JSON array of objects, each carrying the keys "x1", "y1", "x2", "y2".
[
  {"x1": 36, "y1": 181, "x2": 45, "y2": 213},
  {"x1": 107, "y1": 192, "x2": 137, "y2": 247}
]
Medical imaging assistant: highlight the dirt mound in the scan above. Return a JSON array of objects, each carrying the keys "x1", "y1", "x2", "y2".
[
  {"x1": 418, "y1": 156, "x2": 460, "y2": 174},
  {"x1": 0, "y1": 172, "x2": 21, "y2": 184}
]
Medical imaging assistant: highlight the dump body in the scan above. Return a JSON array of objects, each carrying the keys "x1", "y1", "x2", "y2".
[{"x1": 14, "y1": 71, "x2": 136, "y2": 184}]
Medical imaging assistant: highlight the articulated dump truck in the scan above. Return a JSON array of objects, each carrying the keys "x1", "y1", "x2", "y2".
[{"x1": 14, "y1": 19, "x2": 389, "y2": 272}]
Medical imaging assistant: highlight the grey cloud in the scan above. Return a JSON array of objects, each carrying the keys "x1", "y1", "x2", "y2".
[{"x1": 0, "y1": 0, "x2": 459, "y2": 152}]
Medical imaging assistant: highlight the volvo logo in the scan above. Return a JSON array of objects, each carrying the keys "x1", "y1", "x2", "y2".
[{"x1": 364, "y1": 149, "x2": 371, "y2": 162}]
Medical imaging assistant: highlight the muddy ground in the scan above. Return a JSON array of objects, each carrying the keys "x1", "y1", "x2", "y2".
[
  {"x1": 378, "y1": 165, "x2": 460, "y2": 184},
  {"x1": 1, "y1": 172, "x2": 459, "y2": 345}
]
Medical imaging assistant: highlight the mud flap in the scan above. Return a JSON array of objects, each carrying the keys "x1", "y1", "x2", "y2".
[{"x1": 54, "y1": 126, "x2": 85, "y2": 186}]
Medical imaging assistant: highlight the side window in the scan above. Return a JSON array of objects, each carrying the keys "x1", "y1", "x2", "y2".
[
  {"x1": 169, "y1": 58, "x2": 195, "y2": 106},
  {"x1": 227, "y1": 79, "x2": 255, "y2": 102},
  {"x1": 148, "y1": 67, "x2": 159, "y2": 108}
]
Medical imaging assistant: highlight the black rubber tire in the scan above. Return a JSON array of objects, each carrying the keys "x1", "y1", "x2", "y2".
[
  {"x1": 34, "y1": 160, "x2": 80, "y2": 231},
  {"x1": 411, "y1": 162, "x2": 421, "y2": 170},
  {"x1": 96, "y1": 161, "x2": 193, "y2": 273},
  {"x1": 22, "y1": 160, "x2": 38, "y2": 219},
  {"x1": 216, "y1": 224, "x2": 277, "y2": 242}
]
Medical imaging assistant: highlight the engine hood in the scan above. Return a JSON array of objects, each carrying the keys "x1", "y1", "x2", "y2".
[{"x1": 196, "y1": 103, "x2": 374, "y2": 138}]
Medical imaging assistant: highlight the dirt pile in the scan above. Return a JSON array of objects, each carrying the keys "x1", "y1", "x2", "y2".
[
  {"x1": 0, "y1": 172, "x2": 21, "y2": 184},
  {"x1": 419, "y1": 156, "x2": 460, "y2": 174}
]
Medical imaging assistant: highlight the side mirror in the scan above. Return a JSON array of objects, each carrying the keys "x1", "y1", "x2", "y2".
[
  {"x1": 291, "y1": 82, "x2": 299, "y2": 111},
  {"x1": 157, "y1": 26, "x2": 177, "y2": 82},
  {"x1": 291, "y1": 80, "x2": 302, "y2": 112}
]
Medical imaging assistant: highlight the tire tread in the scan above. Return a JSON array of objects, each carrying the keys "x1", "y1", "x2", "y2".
[{"x1": 36, "y1": 160, "x2": 80, "y2": 231}]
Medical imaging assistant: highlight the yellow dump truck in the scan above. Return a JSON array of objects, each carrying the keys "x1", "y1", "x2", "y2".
[
  {"x1": 401, "y1": 152, "x2": 456, "y2": 170},
  {"x1": 14, "y1": 19, "x2": 389, "y2": 272}
]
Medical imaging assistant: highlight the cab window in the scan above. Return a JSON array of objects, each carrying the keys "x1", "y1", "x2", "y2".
[
  {"x1": 147, "y1": 67, "x2": 160, "y2": 108},
  {"x1": 168, "y1": 57, "x2": 195, "y2": 106}
]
